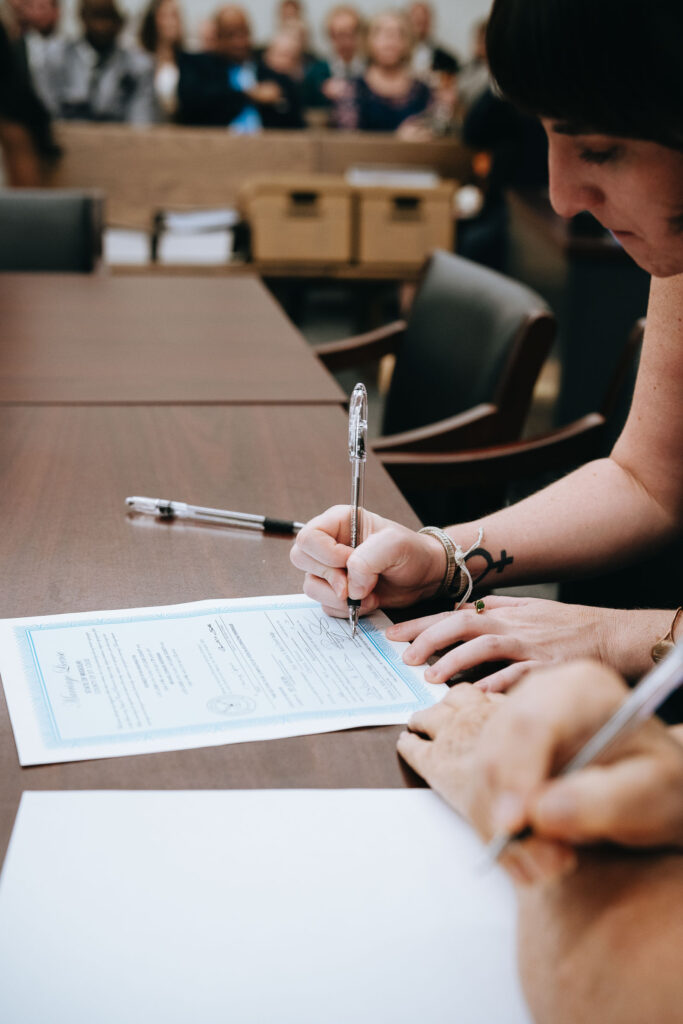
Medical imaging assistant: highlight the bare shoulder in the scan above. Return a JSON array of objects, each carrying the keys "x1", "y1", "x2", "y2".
[{"x1": 517, "y1": 849, "x2": 683, "y2": 1024}]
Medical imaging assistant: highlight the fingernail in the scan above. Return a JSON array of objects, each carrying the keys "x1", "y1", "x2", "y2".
[
  {"x1": 424, "y1": 667, "x2": 438, "y2": 681},
  {"x1": 535, "y1": 790, "x2": 577, "y2": 828},
  {"x1": 492, "y1": 793, "x2": 525, "y2": 835}
]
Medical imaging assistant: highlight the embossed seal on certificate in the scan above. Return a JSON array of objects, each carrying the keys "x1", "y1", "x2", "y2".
[{"x1": 207, "y1": 695, "x2": 257, "y2": 717}]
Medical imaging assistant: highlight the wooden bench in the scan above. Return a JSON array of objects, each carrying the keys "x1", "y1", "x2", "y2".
[{"x1": 46, "y1": 123, "x2": 472, "y2": 230}]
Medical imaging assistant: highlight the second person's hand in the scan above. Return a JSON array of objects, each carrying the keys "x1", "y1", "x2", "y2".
[{"x1": 387, "y1": 598, "x2": 677, "y2": 688}]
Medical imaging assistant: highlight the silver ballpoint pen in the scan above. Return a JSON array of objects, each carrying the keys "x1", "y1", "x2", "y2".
[
  {"x1": 485, "y1": 641, "x2": 683, "y2": 864},
  {"x1": 126, "y1": 496, "x2": 305, "y2": 534},
  {"x1": 347, "y1": 383, "x2": 368, "y2": 638}
]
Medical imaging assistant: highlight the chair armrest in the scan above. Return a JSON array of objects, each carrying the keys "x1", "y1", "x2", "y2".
[
  {"x1": 314, "y1": 320, "x2": 407, "y2": 372},
  {"x1": 376, "y1": 413, "x2": 606, "y2": 490},
  {"x1": 371, "y1": 403, "x2": 500, "y2": 454}
]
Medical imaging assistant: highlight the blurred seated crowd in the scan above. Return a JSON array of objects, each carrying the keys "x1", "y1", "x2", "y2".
[
  {"x1": 0, "y1": 0, "x2": 549, "y2": 271},
  {"x1": 0, "y1": 0, "x2": 493, "y2": 134}
]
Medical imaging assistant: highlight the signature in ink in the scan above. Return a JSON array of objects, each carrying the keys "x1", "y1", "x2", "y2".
[{"x1": 313, "y1": 617, "x2": 352, "y2": 650}]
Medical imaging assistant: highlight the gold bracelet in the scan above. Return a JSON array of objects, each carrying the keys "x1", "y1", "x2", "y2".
[{"x1": 651, "y1": 607, "x2": 683, "y2": 663}]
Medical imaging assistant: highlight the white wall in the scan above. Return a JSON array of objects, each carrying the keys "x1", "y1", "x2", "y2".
[{"x1": 60, "y1": 0, "x2": 492, "y2": 63}]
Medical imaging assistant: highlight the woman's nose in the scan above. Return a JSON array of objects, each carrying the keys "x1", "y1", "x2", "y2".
[{"x1": 547, "y1": 144, "x2": 605, "y2": 220}]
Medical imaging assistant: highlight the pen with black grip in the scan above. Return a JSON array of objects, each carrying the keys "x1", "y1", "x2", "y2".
[{"x1": 126, "y1": 496, "x2": 305, "y2": 534}]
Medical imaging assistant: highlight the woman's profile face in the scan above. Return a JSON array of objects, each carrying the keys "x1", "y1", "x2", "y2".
[{"x1": 543, "y1": 121, "x2": 683, "y2": 277}]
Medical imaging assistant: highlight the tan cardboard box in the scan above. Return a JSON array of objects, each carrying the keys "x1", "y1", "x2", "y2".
[
  {"x1": 354, "y1": 183, "x2": 455, "y2": 266},
  {"x1": 239, "y1": 175, "x2": 352, "y2": 263}
]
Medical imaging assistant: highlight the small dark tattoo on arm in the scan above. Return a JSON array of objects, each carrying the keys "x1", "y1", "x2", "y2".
[{"x1": 465, "y1": 547, "x2": 514, "y2": 587}]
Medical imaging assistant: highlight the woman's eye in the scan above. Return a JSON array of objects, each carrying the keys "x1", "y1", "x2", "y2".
[{"x1": 578, "y1": 146, "x2": 621, "y2": 165}]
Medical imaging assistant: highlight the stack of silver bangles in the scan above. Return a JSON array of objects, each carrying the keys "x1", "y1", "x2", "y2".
[{"x1": 418, "y1": 526, "x2": 484, "y2": 609}]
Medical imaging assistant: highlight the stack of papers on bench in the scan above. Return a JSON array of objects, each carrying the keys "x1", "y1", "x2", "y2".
[
  {"x1": 155, "y1": 208, "x2": 240, "y2": 264},
  {"x1": 346, "y1": 165, "x2": 441, "y2": 188}
]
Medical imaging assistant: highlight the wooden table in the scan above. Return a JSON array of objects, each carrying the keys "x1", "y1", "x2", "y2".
[
  {"x1": 0, "y1": 404, "x2": 422, "y2": 868},
  {"x1": 112, "y1": 260, "x2": 425, "y2": 282},
  {"x1": 0, "y1": 274, "x2": 345, "y2": 405}
]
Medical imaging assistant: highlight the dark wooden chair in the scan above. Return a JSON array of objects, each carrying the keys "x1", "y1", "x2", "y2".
[
  {"x1": 315, "y1": 249, "x2": 556, "y2": 522},
  {"x1": 0, "y1": 188, "x2": 104, "y2": 272},
  {"x1": 375, "y1": 318, "x2": 644, "y2": 514}
]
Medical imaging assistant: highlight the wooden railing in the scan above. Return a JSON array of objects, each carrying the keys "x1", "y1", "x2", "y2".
[{"x1": 45, "y1": 123, "x2": 472, "y2": 229}]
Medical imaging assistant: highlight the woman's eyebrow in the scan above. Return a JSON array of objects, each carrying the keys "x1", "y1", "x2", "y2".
[
  {"x1": 551, "y1": 122, "x2": 586, "y2": 136},
  {"x1": 553, "y1": 124, "x2": 620, "y2": 139}
]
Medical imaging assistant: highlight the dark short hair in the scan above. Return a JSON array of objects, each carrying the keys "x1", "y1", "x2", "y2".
[{"x1": 486, "y1": 0, "x2": 683, "y2": 150}]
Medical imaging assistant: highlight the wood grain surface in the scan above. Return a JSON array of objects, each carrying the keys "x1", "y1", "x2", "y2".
[
  {"x1": 0, "y1": 404, "x2": 423, "y2": 868},
  {"x1": 112, "y1": 261, "x2": 425, "y2": 281},
  {"x1": 0, "y1": 274, "x2": 344, "y2": 405}
]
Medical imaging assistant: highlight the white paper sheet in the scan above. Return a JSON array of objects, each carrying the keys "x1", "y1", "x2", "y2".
[
  {"x1": 0, "y1": 790, "x2": 532, "y2": 1024},
  {"x1": 0, "y1": 595, "x2": 445, "y2": 765},
  {"x1": 157, "y1": 229, "x2": 234, "y2": 264},
  {"x1": 103, "y1": 227, "x2": 150, "y2": 265}
]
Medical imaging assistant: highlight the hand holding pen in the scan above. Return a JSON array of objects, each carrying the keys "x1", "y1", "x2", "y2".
[
  {"x1": 347, "y1": 383, "x2": 368, "y2": 637},
  {"x1": 484, "y1": 642, "x2": 683, "y2": 865},
  {"x1": 398, "y1": 647, "x2": 683, "y2": 885}
]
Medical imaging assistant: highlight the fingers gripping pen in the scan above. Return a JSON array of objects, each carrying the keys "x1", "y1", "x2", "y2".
[{"x1": 347, "y1": 383, "x2": 368, "y2": 638}]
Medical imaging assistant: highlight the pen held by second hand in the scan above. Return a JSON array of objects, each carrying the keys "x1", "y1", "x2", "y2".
[{"x1": 484, "y1": 641, "x2": 683, "y2": 866}]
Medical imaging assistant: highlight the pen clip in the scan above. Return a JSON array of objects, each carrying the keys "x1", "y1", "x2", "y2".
[{"x1": 348, "y1": 383, "x2": 368, "y2": 463}]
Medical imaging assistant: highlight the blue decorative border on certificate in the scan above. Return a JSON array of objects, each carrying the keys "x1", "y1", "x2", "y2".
[{"x1": 11, "y1": 600, "x2": 436, "y2": 750}]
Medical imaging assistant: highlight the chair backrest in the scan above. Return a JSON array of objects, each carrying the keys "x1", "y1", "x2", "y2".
[
  {"x1": 382, "y1": 249, "x2": 554, "y2": 444},
  {"x1": 0, "y1": 189, "x2": 104, "y2": 272}
]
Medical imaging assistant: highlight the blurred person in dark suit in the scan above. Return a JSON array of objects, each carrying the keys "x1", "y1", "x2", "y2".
[
  {"x1": 3, "y1": 0, "x2": 60, "y2": 110},
  {"x1": 177, "y1": 5, "x2": 300, "y2": 131},
  {"x1": 0, "y1": 13, "x2": 58, "y2": 181}
]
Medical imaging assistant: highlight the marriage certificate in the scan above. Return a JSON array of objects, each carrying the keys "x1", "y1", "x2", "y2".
[{"x1": 0, "y1": 595, "x2": 444, "y2": 765}]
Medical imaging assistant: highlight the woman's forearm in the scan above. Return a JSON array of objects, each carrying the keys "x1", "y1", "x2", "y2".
[
  {"x1": 446, "y1": 454, "x2": 679, "y2": 591},
  {"x1": 446, "y1": 273, "x2": 683, "y2": 591}
]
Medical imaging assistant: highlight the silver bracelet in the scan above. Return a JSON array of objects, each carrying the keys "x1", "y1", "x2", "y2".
[
  {"x1": 418, "y1": 526, "x2": 464, "y2": 600},
  {"x1": 418, "y1": 526, "x2": 485, "y2": 608}
]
